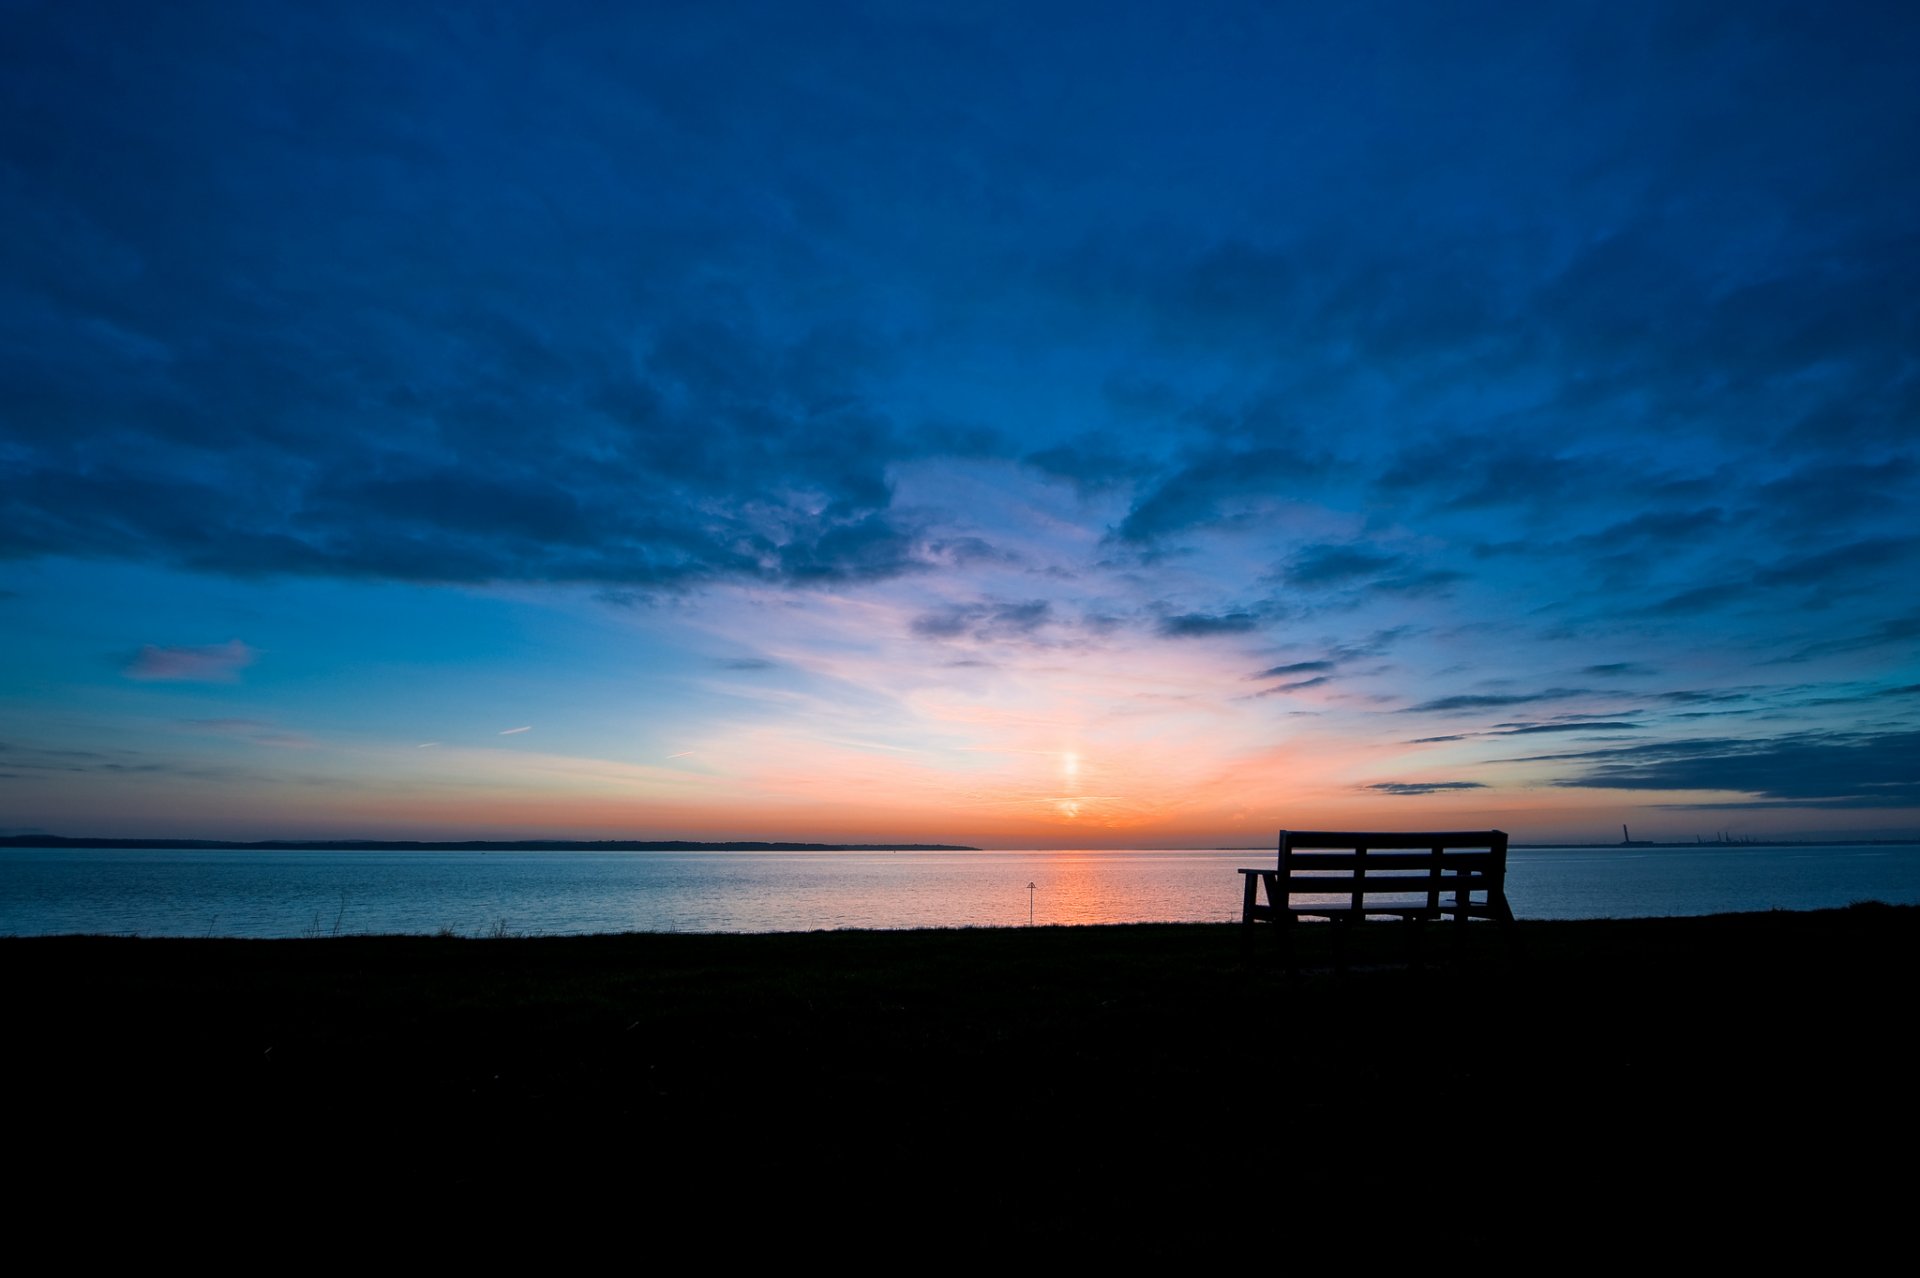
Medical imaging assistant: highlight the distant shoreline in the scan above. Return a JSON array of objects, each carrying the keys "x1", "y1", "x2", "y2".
[
  {"x1": 5, "y1": 834, "x2": 1915, "y2": 853},
  {"x1": 0, "y1": 835, "x2": 982, "y2": 852}
]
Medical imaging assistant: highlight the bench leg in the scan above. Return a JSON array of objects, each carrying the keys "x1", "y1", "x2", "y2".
[{"x1": 1240, "y1": 873, "x2": 1259, "y2": 958}]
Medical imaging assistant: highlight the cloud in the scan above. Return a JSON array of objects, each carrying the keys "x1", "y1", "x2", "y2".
[
  {"x1": 1268, "y1": 542, "x2": 1466, "y2": 600},
  {"x1": 911, "y1": 600, "x2": 1055, "y2": 643},
  {"x1": 180, "y1": 717, "x2": 312, "y2": 748},
  {"x1": 1640, "y1": 582, "x2": 1751, "y2": 617},
  {"x1": 774, "y1": 511, "x2": 933, "y2": 585},
  {"x1": 0, "y1": 740, "x2": 229, "y2": 778},
  {"x1": 1115, "y1": 440, "x2": 1328, "y2": 544},
  {"x1": 1641, "y1": 540, "x2": 1919, "y2": 618},
  {"x1": 1408, "y1": 718, "x2": 1642, "y2": 743},
  {"x1": 123, "y1": 640, "x2": 256, "y2": 683},
  {"x1": 1329, "y1": 628, "x2": 1419, "y2": 661},
  {"x1": 1571, "y1": 509, "x2": 1731, "y2": 554},
  {"x1": 1024, "y1": 437, "x2": 1151, "y2": 493},
  {"x1": 1583, "y1": 663, "x2": 1656, "y2": 678},
  {"x1": 1541, "y1": 730, "x2": 1920, "y2": 809},
  {"x1": 0, "y1": 96, "x2": 950, "y2": 595},
  {"x1": 1368, "y1": 569, "x2": 1465, "y2": 596},
  {"x1": 1655, "y1": 690, "x2": 1751, "y2": 705},
  {"x1": 1754, "y1": 537, "x2": 1917, "y2": 590},
  {"x1": 1772, "y1": 611, "x2": 1920, "y2": 663},
  {"x1": 924, "y1": 537, "x2": 1018, "y2": 568},
  {"x1": 1156, "y1": 611, "x2": 1263, "y2": 639},
  {"x1": 1758, "y1": 459, "x2": 1919, "y2": 528},
  {"x1": 1376, "y1": 440, "x2": 1601, "y2": 514},
  {"x1": 1281, "y1": 543, "x2": 1404, "y2": 588},
  {"x1": 2, "y1": 336, "x2": 945, "y2": 592},
  {"x1": 1492, "y1": 721, "x2": 1641, "y2": 736},
  {"x1": 1363, "y1": 781, "x2": 1488, "y2": 796},
  {"x1": 1252, "y1": 660, "x2": 1335, "y2": 680},
  {"x1": 1402, "y1": 688, "x2": 1591, "y2": 714}
]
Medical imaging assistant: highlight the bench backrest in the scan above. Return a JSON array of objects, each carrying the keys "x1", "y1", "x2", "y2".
[{"x1": 1278, "y1": 829, "x2": 1509, "y2": 911}]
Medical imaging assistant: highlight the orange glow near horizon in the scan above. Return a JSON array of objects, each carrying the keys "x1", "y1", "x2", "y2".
[
  {"x1": 14, "y1": 558, "x2": 1906, "y2": 850},
  {"x1": 48, "y1": 717, "x2": 1657, "y2": 845}
]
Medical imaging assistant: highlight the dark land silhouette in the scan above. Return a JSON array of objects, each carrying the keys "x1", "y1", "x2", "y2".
[{"x1": 5, "y1": 906, "x2": 1913, "y2": 1256}]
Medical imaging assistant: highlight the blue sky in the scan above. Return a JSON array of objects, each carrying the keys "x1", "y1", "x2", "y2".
[{"x1": 3, "y1": 1, "x2": 1916, "y2": 844}]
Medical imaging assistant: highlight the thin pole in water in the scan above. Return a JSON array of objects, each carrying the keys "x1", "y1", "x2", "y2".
[{"x1": 1028, "y1": 881, "x2": 1035, "y2": 926}]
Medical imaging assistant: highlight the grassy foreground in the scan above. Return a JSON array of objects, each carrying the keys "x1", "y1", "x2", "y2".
[{"x1": 6, "y1": 906, "x2": 1915, "y2": 1252}]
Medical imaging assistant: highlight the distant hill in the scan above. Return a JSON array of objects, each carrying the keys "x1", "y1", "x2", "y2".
[{"x1": 0, "y1": 835, "x2": 981, "y2": 852}]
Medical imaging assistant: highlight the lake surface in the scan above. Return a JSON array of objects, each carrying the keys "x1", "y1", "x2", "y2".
[{"x1": 4, "y1": 844, "x2": 1919, "y2": 938}]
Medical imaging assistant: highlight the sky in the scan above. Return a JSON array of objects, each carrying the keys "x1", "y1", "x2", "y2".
[{"x1": 3, "y1": 0, "x2": 1917, "y2": 846}]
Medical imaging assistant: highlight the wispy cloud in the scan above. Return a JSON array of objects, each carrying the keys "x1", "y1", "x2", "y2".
[
  {"x1": 1771, "y1": 611, "x2": 1920, "y2": 664},
  {"x1": 1252, "y1": 660, "x2": 1335, "y2": 680},
  {"x1": 1249, "y1": 675, "x2": 1332, "y2": 698},
  {"x1": 1281, "y1": 542, "x2": 1403, "y2": 588},
  {"x1": 1401, "y1": 688, "x2": 1590, "y2": 714},
  {"x1": 180, "y1": 717, "x2": 313, "y2": 748},
  {"x1": 1493, "y1": 721, "x2": 1641, "y2": 736},
  {"x1": 123, "y1": 640, "x2": 256, "y2": 683},
  {"x1": 1156, "y1": 611, "x2": 1263, "y2": 639},
  {"x1": 911, "y1": 600, "x2": 1056, "y2": 643}
]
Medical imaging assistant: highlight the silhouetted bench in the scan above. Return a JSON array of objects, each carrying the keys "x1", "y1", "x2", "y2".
[{"x1": 1239, "y1": 830, "x2": 1517, "y2": 966}]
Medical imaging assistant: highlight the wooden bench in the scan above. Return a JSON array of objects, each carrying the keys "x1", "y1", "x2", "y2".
[{"x1": 1239, "y1": 829, "x2": 1517, "y2": 965}]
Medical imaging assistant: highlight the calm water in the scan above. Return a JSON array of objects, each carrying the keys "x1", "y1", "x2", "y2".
[{"x1": 4, "y1": 844, "x2": 1918, "y2": 938}]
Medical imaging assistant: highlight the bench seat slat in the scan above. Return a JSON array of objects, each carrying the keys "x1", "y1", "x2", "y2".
[
  {"x1": 1284, "y1": 852, "x2": 1496, "y2": 871},
  {"x1": 1239, "y1": 856, "x2": 1496, "y2": 873},
  {"x1": 1267, "y1": 876, "x2": 1494, "y2": 893},
  {"x1": 1236, "y1": 901, "x2": 1505, "y2": 909},
  {"x1": 1282, "y1": 901, "x2": 1505, "y2": 909},
  {"x1": 1237, "y1": 866, "x2": 1495, "y2": 877},
  {"x1": 1239, "y1": 873, "x2": 1498, "y2": 894}
]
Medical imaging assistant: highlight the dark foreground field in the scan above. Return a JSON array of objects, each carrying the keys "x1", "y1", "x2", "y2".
[{"x1": 6, "y1": 907, "x2": 1914, "y2": 1255}]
